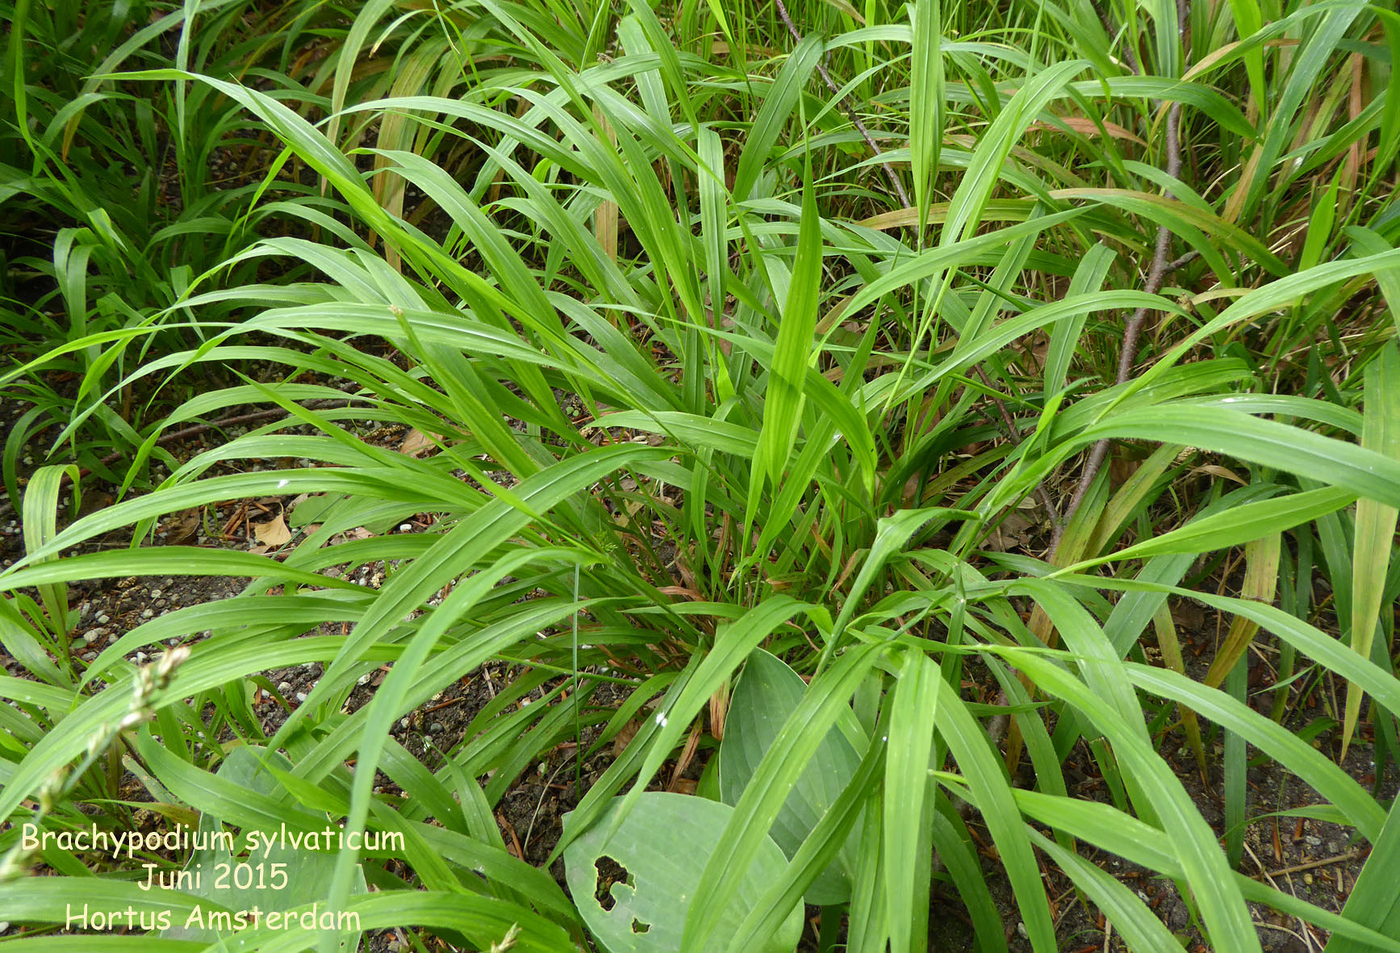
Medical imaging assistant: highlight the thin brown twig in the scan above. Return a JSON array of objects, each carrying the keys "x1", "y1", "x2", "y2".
[
  {"x1": 1088, "y1": 0, "x2": 1141, "y2": 75},
  {"x1": 1165, "y1": 249, "x2": 1199, "y2": 273},
  {"x1": 771, "y1": 0, "x2": 911, "y2": 208},
  {"x1": 1250, "y1": 848, "x2": 1367, "y2": 881}
]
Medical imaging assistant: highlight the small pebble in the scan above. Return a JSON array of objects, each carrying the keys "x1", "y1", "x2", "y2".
[
  {"x1": 398, "y1": 523, "x2": 412, "y2": 532},
  {"x1": 150, "y1": 589, "x2": 162, "y2": 598},
  {"x1": 83, "y1": 631, "x2": 100, "y2": 645},
  {"x1": 429, "y1": 722, "x2": 443, "y2": 733},
  {"x1": 278, "y1": 681, "x2": 292, "y2": 693},
  {"x1": 295, "y1": 692, "x2": 308, "y2": 702},
  {"x1": 141, "y1": 609, "x2": 154, "y2": 619},
  {"x1": 1304, "y1": 873, "x2": 1313, "y2": 885},
  {"x1": 1305, "y1": 835, "x2": 1322, "y2": 847},
  {"x1": 97, "y1": 614, "x2": 110, "y2": 624}
]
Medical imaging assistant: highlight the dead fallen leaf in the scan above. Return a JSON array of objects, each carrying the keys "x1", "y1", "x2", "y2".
[
  {"x1": 1171, "y1": 598, "x2": 1207, "y2": 631},
  {"x1": 163, "y1": 509, "x2": 202, "y2": 545},
  {"x1": 986, "y1": 513, "x2": 1036, "y2": 552},
  {"x1": 611, "y1": 719, "x2": 641, "y2": 759},
  {"x1": 399, "y1": 429, "x2": 441, "y2": 457},
  {"x1": 709, "y1": 686, "x2": 728, "y2": 742},
  {"x1": 1028, "y1": 116, "x2": 1147, "y2": 146},
  {"x1": 252, "y1": 513, "x2": 293, "y2": 548}
]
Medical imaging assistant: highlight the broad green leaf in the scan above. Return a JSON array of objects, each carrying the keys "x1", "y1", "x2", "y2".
[
  {"x1": 1126, "y1": 665, "x2": 1385, "y2": 840},
  {"x1": 1028, "y1": 828, "x2": 1182, "y2": 952},
  {"x1": 909, "y1": 0, "x2": 942, "y2": 233},
  {"x1": 683, "y1": 645, "x2": 883, "y2": 953},
  {"x1": 755, "y1": 150, "x2": 823, "y2": 504},
  {"x1": 728, "y1": 732, "x2": 888, "y2": 952},
  {"x1": 563, "y1": 793, "x2": 803, "y2": 953},
  {"x1": 731, "y1": 35, "x2": 823, "y2": 203},
  {"x1": 718, "y1": 649, "x2": 864, "y2": 904},
  {"x1": 1011, "y1": 786, "x2": 1400, "y2": 952},
  {"x1": 883, "y1": 649, "x2": 940, "y2": 953},
  {"x1": 1073, "y1": 406, "x2": 1400, "y2": 508},
  {"x1": 1070, "y1": 486, "x2": 1353, "y2": 569}
]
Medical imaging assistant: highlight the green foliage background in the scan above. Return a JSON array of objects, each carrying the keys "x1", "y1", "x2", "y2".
[{"x1": 2, "y1": 0, "x2": 1400, "y2": 949}]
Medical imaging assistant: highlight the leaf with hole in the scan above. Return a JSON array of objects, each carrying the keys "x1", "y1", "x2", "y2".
[{"x1": 563, "y1": 792, "x2": 803, "y2": 953}]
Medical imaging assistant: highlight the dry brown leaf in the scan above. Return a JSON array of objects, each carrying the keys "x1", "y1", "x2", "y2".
[
  {"x1": 252, "y1": 513, "x2": 293, "y2": 547},
  {"x1": 1170, "y1": 598, "x2": 1207, "y2": 631},
  {"x1": 399, "y1": 429, "x2": 441, "y2": 457},
  {"x1": 611, "y1": 719, "x2": 641, "y2": 759},
  {"x1": 163, "y1": 509, "x2": 202, "y2": 545},
  {"x1": 986, "y1": 513, "x2": 1035, "y2": 552},
  {"x1": 1028, "y1": 117, "x2": 1147, "y2": 146},
  {"x1": 709, "y1": 686, "x2": 728, "y2": 742},
  {"x1": 858, "y1": 200, "x2": 1034, "y2": 232}
]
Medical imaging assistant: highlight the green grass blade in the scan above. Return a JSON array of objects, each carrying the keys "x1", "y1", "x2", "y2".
[
  {"x1": 1005, "y1": 649, "x2": 1263, "y2": 953},
  {"x1": 1343, "y1": 344, "x2": 1400, "y2": 759},
  {"x1": 934, "y1": 675, "x2": 1056, "y2": 951}
]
